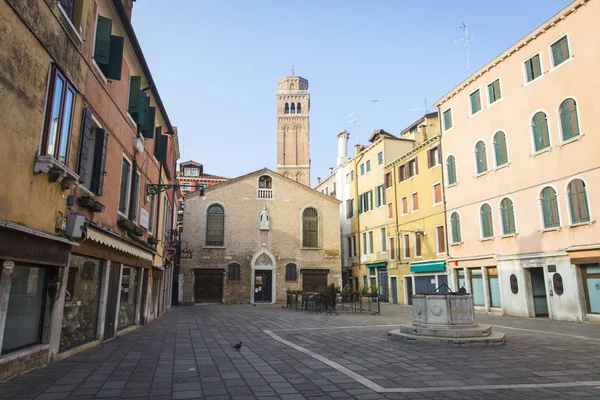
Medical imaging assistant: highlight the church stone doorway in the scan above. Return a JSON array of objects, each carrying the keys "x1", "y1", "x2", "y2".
[{"x1": 254, "y1": 270, "x2": 272, "y2": 303}]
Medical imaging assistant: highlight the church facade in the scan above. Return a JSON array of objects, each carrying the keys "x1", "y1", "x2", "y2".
[{"x1": 180, "y1": 168, "x2": 342, "y2": 304}]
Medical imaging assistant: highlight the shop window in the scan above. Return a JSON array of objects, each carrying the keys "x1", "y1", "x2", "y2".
[
  {"x1": 582, "y1": 264, "x2": 600, "y2": 313},
  {"x1": 1, "y1": 266, "x2": 47, "y2": 354},
  {"x1": 510, "y1": 274, "x2": 519, "y2": 294},
  {"x1": 487, "y1": 267, "x2": 501, "y2": 308},
  {"x1": 118, "y1": 267, "x2": 139, "y2": 330},
  {"x1": 552, "y1": 273, "x2": 564, "y2": 296},
  {"x1": 60, "y1": 255, "x2": 102, "y2": 351},
  {"x1": 470, "y1": 268, "x2": 485, "y2": 306},
  {"x1": 457, "y1": 269, "x2": 465, "y2": 291}
]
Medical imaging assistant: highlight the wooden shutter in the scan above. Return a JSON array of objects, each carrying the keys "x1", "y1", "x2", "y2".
[
  {"x1": 369, "y1": 190, "x2": 373, "y2": 210},
  {"x1": 427, "y1": 149, "x2": 433, "y2": 168},
  {"x1": 100, "y1": 35, "x2": 124, "y2": 80},
  {"x1": 414, "y1": 158, "x2": 419, "y2": 175},
  {"x1": 135, "y1": 92, "x2": 148, "y2": 125},
  {"x1": 374, "y1": 186, "x2": 380, "y2": 207},
  {"x1": 390, "y1": 238, "x2": 395, "y2": 259},
  {"x1": 77, "y1": 109, "x2": 94, "y2": 183},
  {"x1": 141, "y1": 106, "x2": 156, "y2": 139},
  {"x1": 358, "y1": 194, "x2": 363, "y2": 214},
  {"x1": 128, "y1": 76, "x2": 142, "y2": 114},
  {"x1": 381, "y1": 185, "x2": 386, "y2": 204},
  {"x1": 525, "y1": 59, "x2": 534, "y2": 82},
  {"x1": 91, "y1": 129, "x2": 108, "y2": 195},
  {"x1": 412, "y1": 193, "x2": 418, "y2": 210},
  {"x1": 94, "y1": 16, "x2": 112, "y2": 65},
  {"x1": 154, "y1": 126, "x2": 168, "y2": 161}
]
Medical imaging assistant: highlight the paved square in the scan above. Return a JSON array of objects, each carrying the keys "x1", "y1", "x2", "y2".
[{"x1": 1, "y1": 304, "x2": 600, "y2": 399}]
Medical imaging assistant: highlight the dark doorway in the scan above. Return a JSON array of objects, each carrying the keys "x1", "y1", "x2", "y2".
[
  {"x1": 254, "y1": 270, "x2": 272, "y2": 303},
  {"x1": 378, "y1": 268, "x2": 389, "y2": 302},
  {"x1": 530, "y1": 267, "x2": 548, "y2": 317},
  {"x1": 390, "y1": 277, "x2": 398, "y2": 305},
  {"x1": 302, "y1": 270, "x2": 328, "y2": 292},
  {"x1": 139, "y1": 269, "x2": 149, "y2": 325},
  {"x1": 406, "y1": 276, "x2": 413, "y2": 305},
  {"x1": 415, "y1": 275, "x2": 436, "y2": 293},
  {"x1": 104, "y1": 263, "x2": 121, "y2": 340},
  {"x1": 194, "y1": 269, "x2": 223, "y2": 303}
]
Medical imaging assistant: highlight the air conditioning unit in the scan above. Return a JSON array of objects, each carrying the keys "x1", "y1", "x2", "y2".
[{"x1": 65, "y1": 214, "x2": 88, "y2": 239}]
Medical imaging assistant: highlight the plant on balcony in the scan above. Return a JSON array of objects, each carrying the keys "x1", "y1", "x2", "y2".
[
  {"x1": 148, "y1": 237, "x2": 158, "y2": 245},
  {"x1": 78, "y1": 195, "x2": 105, "y2": 213},
  {"x1": 131, "y1": 225, "x2": 143, "y2": 237},
  {"x1": 117, "y1": 218, "x2": 135, "y2": 231}
]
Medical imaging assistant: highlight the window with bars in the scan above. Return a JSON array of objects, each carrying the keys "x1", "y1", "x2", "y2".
[
  {"x1": 228, "y1": 263, "x2": 240, "y2": 281},
  {"x1": 302, "y1": 207, "x2": 319, "y2": 247},
  {"x1": 480, "y1": 203, "x2": 494, "y2": 239},
  {"x1": 493, "y1": 131, "x2": 509, "y2": 167},
  {"x1": 532, "y1": 112, "x2": 551, "y2": 152},
  {"x1": 469, "y1": 89, "x2": 482, "y2": 114},
  {"x1": 567, "y1": 179, "x2": 590, "y2": 225},
  {"x1": 500, "y1": 198, "x2": 516, "y2": 235},
  {"x1": 551, "y1": 36, "x2": 570, "y2": 67},
  {"x1": 450, "y1": 212, "x2": 462, "y2": 244},
  {"x1": 559, "y1": 98, "x2": 580, "y2": 141},
  {"x1": 524, "y1": 54, "x2": 542, "y2": 82},
  {"x1": 487, "y1": 79, "x2": 502, "y2": 104},
  {"x1": 436, "y1": 226, "x2": 446, "y2": 254},
  {"x1": 446, "y1": 155, "x2": 457, "y2": 185},
  {"x1": 475, "y1": 141, "x2": 488, "y2": 174},
  {"x1": 443, "y1": 109, "x2": 452, "y2": 131},
  {"x1": 540, "y1": 187, "x2": 560, "y2": 229},
  {"x1": 285, "y1": 263, "x2": 298, "y2": 281},
  {"x1": 206, "y1": 204, "x2": 225, "y2": 245}
]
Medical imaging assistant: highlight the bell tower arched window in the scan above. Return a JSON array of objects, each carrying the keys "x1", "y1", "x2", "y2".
[
  {"x1": 290, "y1": 102, "x2": 296, "y2": 114},
  {"x1": 296, "y1": 102, "x2": 302, "y2": 114},
  {"x1": 284, "y1": 103, "x2": 289, "y2": 114},
  {"x1": 258, "y1": 175, "x2": 273, "y2": 199}
]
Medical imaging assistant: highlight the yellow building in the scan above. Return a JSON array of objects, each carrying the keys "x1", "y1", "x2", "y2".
[
  {"x1": 385, "y1": 113, "x2": 446, "y2": 304},
  {"x1": 348, "y1": 130, "x2": 414, "y2": 301}
]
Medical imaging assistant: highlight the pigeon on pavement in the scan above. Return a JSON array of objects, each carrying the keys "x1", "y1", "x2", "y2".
[{"x1": 232, "y1": 341, "x2": 242, "y2": 350}]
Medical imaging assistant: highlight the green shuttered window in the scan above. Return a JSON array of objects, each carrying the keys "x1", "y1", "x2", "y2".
[
  {"x1": 94, "y1": 16, "x2": 124, "y2": 80},
  {"x1": 154, "y1": 126, "x2": 168, "y2": 162},
  {"x1": 480, "y1": 204, "x2": 494, "y2": 239},
  {"x1": 567, "y1": 179, "x2": 590, "y2": 225},
  {"x1": 487, "y1": 79, "x2": 502, "y2": 104},
  {"x1": 493, "y1": 131, "x2": 508, "y2": 167},
  {"x1": 551, "y1": 36, "x2": 570, "y2": 67},
  {"x1": 524, "y1": 54, "x2": 542, "y2": 82},
  {"x1": 475, "y1": 141, "x2": 487, "y2": 174},
  {"x1": 500, "y1": 198, "x2": 516, "y2": 235},
  {"x1": 532, "y1": 112, "x2": 550, "y2": 152},
  {"x1": 446, "y1": 155, "x2": 457, "y2": 185},
  {"x1": 469, "y1": 89, "x2": 481, "y2": 115},
  {"x1": 450, "y1": 212, "x2": 461, "y2": 244},
  {"x1": 540, "y1": 187, "x2": 560, "y2": 229},
  {"x1": 443, "y1": 109, "x2": 452, "y2": 131},
  {"x1": 559, "y1": 98, "x2": 580, "y2": 141}
]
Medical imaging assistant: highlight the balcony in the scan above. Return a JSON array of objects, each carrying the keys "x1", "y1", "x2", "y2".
[
  {"x1": 258, "y1": 189, "x2": 273, "y2": 199},
  {"x1": 33, "y1": 155, "x2": 79, "y2": 190}
]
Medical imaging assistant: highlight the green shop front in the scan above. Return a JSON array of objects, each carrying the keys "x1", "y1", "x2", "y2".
[
  {"x1": 408, "y1": 260, "x2": 448, "y2": 297},
  {"x1": 367, "y1": 262, "x2": 389, "y2": 302}
]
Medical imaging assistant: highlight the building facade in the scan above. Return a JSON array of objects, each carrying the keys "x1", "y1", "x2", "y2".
[
  {"x1": 385, "y1": 113, "x2": 446, "y2": 305},
  {"x1": 180, "y1": 169, "x2": 341, "y2": 304},
  {"x1": 435, "y1": 0, "x2": 600, "y2": 321},
  {"x1": 276, "y1": 75, "x2": 310, "y2": 186},
  {"x1": 0, "y1": 0, "x2": 178, "y2": 381}
]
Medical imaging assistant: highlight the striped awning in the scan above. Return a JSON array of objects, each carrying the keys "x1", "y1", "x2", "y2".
[
  {"x1": 410, "y1": 260, "x2": 445, "y2": 273},
  {"x1": 87, "y1": 227, "x2": 154, "y2": 262}
]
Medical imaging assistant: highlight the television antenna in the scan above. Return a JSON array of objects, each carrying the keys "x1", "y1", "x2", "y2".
[
  {"x1": 371, "y1": 99, "x2": 380, "y2": 127},
  {"x1": 410, "y1": 98, "x2": 429, "y2": 113},
  {"x1": 346, "y1": 112, "x2": 360, "y2": 143},
  {"x1": 452, "y1": 23, "x2": 475, "y2": 73}
]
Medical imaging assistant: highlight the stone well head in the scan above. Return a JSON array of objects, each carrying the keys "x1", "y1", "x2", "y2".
[{"x1": 412, "y1": 293, "x2": 477, "y2": 329}]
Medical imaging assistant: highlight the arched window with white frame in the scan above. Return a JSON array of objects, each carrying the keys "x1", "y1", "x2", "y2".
[
  {"x1": 480, "y1": 203, "x2": 494, "y2": 239},
  {"x1": 531, "y1": 111, "x2": 551, "y2": 152},
  {"x1": 567, "y1": 178, "x2": 590, "y2": 224},
  {"x1": 559, "y1": 98, "x2": 580, "y2": 141},
  {"x1": 450, "y1": 212, "x2": 461, "y2": 244},
  {"x1": 493, "y1": 131, "x2": 509, "y2": 167},
  {"x1": 446, "y1": 155, "x2": 457, "y2": 185},
  {"x1": 474, "y1": 141, "x2": 488, "y2": 174},
  {"x1": 540, "y1": 186, "x2": 560, "y2": 229},
  {"x1": 499, "y1": 198, "x2": 516, "y2": 235}
]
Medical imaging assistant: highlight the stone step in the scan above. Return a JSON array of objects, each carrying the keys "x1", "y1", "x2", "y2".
[
  {"x1": 388, "y1": 329, "x2": 506, "y2": 347},
  {"x1": 399, "y1": 324, "x2": 493, "y2": 338}
]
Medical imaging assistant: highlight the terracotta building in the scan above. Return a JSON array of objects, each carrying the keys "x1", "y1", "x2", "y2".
[
  {"x1": 0, "y1": 0, "x2": 179, "y2": 381},
  {"x1": 180, "y1": 169, "x2": 342, "y2": 304},
  {"x1": 435, "y1": 0, "x2": 600, "y2": 322}
]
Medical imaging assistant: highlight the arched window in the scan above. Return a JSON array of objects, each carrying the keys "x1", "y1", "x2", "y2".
[
  {"x1": 480, "y1": 203, "x2": 494, "y2": 239},
  {"x1": 493, "y1": 131, "x2": 509, "y2": 167},
  {"x1": 540, "y1": 187, "x2": 560, "y2": 228},
  {"x1": 446, "y1": 155, "x2": 457, "y2": 185},
  {"x1": 284, "y1": 103, "x2": 289, "y2": 114},
  {"x1": 296, "y1": 102, "x2": 302, "y2": 114},
  {"x1": 206, "y1": 204, "x2": 225, "y2": 246},
  {"x1": 532, "y1": 111, "x2": 550, "y2": 152},
  {"x1": 285, "y1": 263, "x2": 297, "y2": 281},
  {"x1": 450, "y1": 212, "x2": 461, "y2": 244},
  {"x1": 567, "y1": 179, "x2": 590, "y2": 224},
  {"x1": 500, "y1": 198, "x2": 516, "y2": 235},
  {"x1": 290, "y1": 102, "x2": 296, "y2": 114},
  {"x1": 302, "y1": 207, "x2": 319, "y2": 248},
  {"x1": 474, "y1": 141, "x2": 488, "y2": 174},
  {"x1": 559, "y1": 98, "x2": 580, "y2": 141},
  {"x1": 258, "y1": 175, "x2": 272, "y2": 189},
  {"x1": 228, "y1": 262, "x2": 240, "y2": 281}
]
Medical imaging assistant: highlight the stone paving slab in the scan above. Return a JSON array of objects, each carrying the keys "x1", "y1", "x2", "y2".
[{"x1": 1, "y1": 304, "x2": 600, "y2": 399}]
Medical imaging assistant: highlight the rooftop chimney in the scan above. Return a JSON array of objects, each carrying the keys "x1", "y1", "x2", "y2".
[
  {"x1": 329, "y1": 167, "x2": 334, "y2": 175},
  {"x1": 354, "y1": 144, "x2": 362, "y2": 156},
  {"x1": 123, "y1": 0, "x2": 134, "y2": 20},
  {"x1": 337, "y1": 130, "x2": 350, "y2": 166},
  {"x1": 317, "y1": 177, "x2": 321, "y2": 185}
]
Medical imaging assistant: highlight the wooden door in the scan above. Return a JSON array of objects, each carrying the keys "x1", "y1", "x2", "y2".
[
  {"x1": 194, "y1": 269, "x2": 223, "y2": 303},
  {"x1": 103, "y1": 263, "x2": 121, "y2": 340}
]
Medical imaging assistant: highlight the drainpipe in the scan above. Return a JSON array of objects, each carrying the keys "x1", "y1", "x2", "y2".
[
  {"x1": 354, "y1": 151, "x2": 365, "y2": 290},
  {"x1": 436, "y1": 106, "x2": 451, "y2": 265}
]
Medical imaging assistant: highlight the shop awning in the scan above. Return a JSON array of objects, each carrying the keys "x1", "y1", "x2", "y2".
[
  {"x1": 87, "y1": 227, "x2": 154, "y2": 262},
  {"x1": 410, "y1": 260, "x2": 445, "y2": 273},
  {"x1": 367, "y1": 262, "x2": 387, "y2": 268}
]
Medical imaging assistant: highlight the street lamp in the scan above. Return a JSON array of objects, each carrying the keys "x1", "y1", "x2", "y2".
[{"x1": 145, "y1": 182, "x2": 208, "y2": 196}]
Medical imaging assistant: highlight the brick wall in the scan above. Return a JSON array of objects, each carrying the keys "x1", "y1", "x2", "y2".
[{"x1": 0, "y1": 347, "x2": 49, "y2": 383}]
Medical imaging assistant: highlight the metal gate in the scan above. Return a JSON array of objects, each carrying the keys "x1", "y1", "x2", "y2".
[
  {"x1": 254, "y1": 270, "x2": 273, "y2": 302},
  {"x1": 103, "y1": 263, "x2": 121, "y2": 340},
  {"x1": 194, "y1": 269, "x2": 223, "y2": 303},
  {"x1": 378, "y1": 268, "x2": 389, "y2": 302},
  {"x1": 390, "y1": 277, "x2": 398, "y2": 304}
]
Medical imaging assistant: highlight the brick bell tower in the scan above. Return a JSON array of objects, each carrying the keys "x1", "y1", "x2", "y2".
[{"x1": 276, "y1": 73, "x2": 310, "y2": 186}]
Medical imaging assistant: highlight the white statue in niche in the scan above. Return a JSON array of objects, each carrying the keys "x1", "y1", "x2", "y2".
[{"x1": 259, "y1": 207, "x2": 270, "y2": 230}]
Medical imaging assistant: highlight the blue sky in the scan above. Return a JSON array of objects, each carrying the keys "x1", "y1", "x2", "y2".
[{"x1": 132, "y1": 0, "x2": 572, "y2": 186}]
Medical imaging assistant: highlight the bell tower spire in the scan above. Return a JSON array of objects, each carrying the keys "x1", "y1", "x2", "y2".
[{"x1": 276, "y1": 74, "x2": 310, "y2": 186}]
